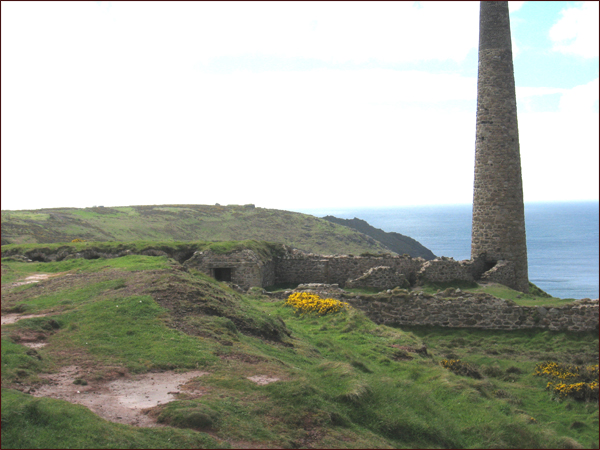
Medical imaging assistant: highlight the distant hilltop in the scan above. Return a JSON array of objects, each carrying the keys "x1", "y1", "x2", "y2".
[
  {"x1": 0, "y1": 204, "x2": 435, "y2": 259},
  {"x1": 322, "y1": 216, "x2": 436, "y2": 260}
]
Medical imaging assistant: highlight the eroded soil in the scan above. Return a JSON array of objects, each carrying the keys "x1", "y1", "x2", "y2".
[
  {"x1": 30, "y1": 367, "x2": 210, "y2": 427},
  {"x1": 1, "y1": 313, "x2": 50, "y2": 325},
  {"x1": 22, "y1": 367, "x2": 282, "y2": 428},
  {"x1": 247, "y1": 375, "x2": 280, "y2": 385}
]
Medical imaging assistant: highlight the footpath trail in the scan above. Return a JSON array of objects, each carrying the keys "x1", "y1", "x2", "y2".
[
  {"x1": 0, "y1": 273, "x2": 54, "y2": 325},
  {"x1": 1, "y1": 273, "x2": 58, "y2": 325}
]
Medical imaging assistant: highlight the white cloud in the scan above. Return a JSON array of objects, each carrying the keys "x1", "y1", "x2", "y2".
[
  {"x1": 1, "y1": 1, "x2": 598, "y2": 211},
  {"x1": 558, "y1": 77, "x2": 599, "y2": 113},
  {"x1": 2, "y1": 1, "x2": 480, "y2": 70},
  {"x1": 549, "y1": 1, "x2": 599, "y2": 58},
  {"x1": 519, "y1": 110, "x2": 599, "y2": 202},
  {"x1": 508, "y1": 1, "x2": 526, "y2": 14},
  {"x1": 513, "y1": 78, "x2": 598, "y2": 203},
  {"x1": 516, "y1": 86, "x2": 567, "y2": 99},
  {"x1": 517, "y1": 81, "x2": 599, "y2": 202},
  {"x1": 1, "y1": 63, "x2": 479, "y2": 210}
]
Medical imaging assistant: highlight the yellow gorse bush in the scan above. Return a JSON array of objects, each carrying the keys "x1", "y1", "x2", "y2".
[
  {"x1": 285, "y1": 292, "x2": 350, "y2": 316},
  {"x1": 440, "y1": 359, "x2": 482, "y2": 379},
  {"x1": 441, "y1": 359, "x2": 462, "y2": 370},
  {"x1": 534, "y1": 361, "x2": 599, "y2": 401}
]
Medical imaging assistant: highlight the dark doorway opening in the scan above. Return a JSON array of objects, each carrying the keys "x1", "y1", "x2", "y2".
[
  {"x1": 484, "y1": 260, "x2": 497, "y2": 272},
  {"x1": 213, "y1": 268, "x2": 232, "y2": 282}
]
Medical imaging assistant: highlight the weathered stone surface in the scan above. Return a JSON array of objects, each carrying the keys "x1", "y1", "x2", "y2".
[
  {"x1": 471, "y1": 1, "x2": 529, "y2": 293},
  {"x1": 346, "y1": 266, "x2": 409, "y2": 290},
  {"x1": 298, "y1": 288, "x2": 598, "y2": 333},
  {"x1": 183, "y1": 249, "x2": 275, "y2": 289},
  {"x1": 275, "y1": 252, "x2": 424, "y2": 287},
  {"x1": 417, "y1": 257, "x2": 474, "y2": 284}
]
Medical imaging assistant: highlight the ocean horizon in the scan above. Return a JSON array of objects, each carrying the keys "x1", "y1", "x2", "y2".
[{"x1": 296, "y1": 201, "x2": 599, "y2": 300}]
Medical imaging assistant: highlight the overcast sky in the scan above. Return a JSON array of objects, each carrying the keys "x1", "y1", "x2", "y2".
[{"x1": 2, "y1": 1, "x2": 598, "y2": 211}]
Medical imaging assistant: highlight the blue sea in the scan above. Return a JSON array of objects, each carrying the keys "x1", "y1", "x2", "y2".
[{"x1": 297, "y1": 201, "x2": 599, "y2": 300}]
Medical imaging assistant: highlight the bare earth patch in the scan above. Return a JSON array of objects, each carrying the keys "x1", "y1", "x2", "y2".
[
  {"x1": 1, "y1": 313, "x2": 50, "y2": 325},
  {"x1": 22, "y1": 342, "x2": 47, "y2": 349},
  {"x1": 9, "y1": 272, "x2": 69, "y2": 287},
  {"x1": 247, "y1": 375, "x2": 280, "y2": 385},
  {"x1": 31, "y1": 366, "x2": 209, "y2": 427}
]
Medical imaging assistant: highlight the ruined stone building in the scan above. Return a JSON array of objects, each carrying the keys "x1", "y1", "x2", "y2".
[{"x1": 182, "y1": 246, "x2": 489, "y2": 291}]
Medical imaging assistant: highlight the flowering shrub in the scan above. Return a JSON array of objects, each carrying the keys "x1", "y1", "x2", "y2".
[
  {"x1": 440, "y1": 359, "x2": 482, "y2": 379},
  {"x1": 285, "y1": 292, "x2": 350, "y2": 316},
  {"x1": 71, "y1": 238, "x2": 86, "y2": 243},
  {"x1": 534, "y1": 361, "x2": 599, "y2": 401}
]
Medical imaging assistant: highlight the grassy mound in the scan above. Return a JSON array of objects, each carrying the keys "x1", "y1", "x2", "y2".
[{"x1": 1, "y1": 255, "x2": 598, "y2": 449}]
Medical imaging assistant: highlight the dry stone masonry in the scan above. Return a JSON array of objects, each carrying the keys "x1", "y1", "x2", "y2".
[
  {"x1": 183, "y1": 249, "x2": 276, "y2": 288},
  {"x1": 184, "y1": 248, "x2": 518, "y2": 294},
  {"x1": 287, "y1": 287, "x2": 598, "y2": 333},
  {"x1": 353, "y1": 294, "x2": 599, "y2": 333},
  {"x1": 416, "y1": 257, "x2": 477, "y2": 285},
  {"x1": 471, "y1": 1, "x2": 529, "y2": 293},
  {"x1": 346, "y1": 266, "x2": 410, "y2": 291}
]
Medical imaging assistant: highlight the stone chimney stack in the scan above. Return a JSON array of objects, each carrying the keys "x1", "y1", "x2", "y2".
[{"x1": 471, "y1": 1, "x2": 529, "y2": 292}]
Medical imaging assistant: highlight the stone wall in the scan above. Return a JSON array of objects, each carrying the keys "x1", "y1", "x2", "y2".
[
  {"x1": 328, "y1": 255, "x2": 422, "y2": 286},
  {"x1": 275, "y1": 253, "x2": 423, "y2": 287},
  {"x1": 182, "y1": 247, "x2": 531, "y2": 292},
  {"x1": 184, "y1": 249, "x2": 275, "y2": 289},
  {"x1": 351, "y1": 295, "x2": 598, "y2": 332},
  {"x1": 417, "y1": 257, "x2": 475, "y2": 284},
  {"x1": 275, "y1": 256, "x2": 329, "y2": 285},
  {"x1": 479, "y1": 260, "x2": 515, "y2": 286},
  {"x1": 346, "y1": 266, "x2": 409, "y2": 290},
  {"x1": 294, "y1": 287, "x2": 599, "y2": 333}
]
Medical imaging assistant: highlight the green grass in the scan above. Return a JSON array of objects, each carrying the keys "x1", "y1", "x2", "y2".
[
  {"x1": 1, "y1": 338, "x2": 45, "y2": 384},
  {"x1": 52, "y1": 295, "x2": 221, "y2": 373},
  {"x1": 421, "y1": 280, "x2": 577, "y2": 307},
  {"x1": 1, "y1": 256, "x2": 597, "y2": 449},
  {"x1": 1, "y1": 255, "x2": 172, "y2": 285},
  {"x1": 402, "y1": 325, "x2": 598, "y2": 448},
  {"x1": 1, "y1": 212, "x2": 51, "y2": 222},
  {"x1": 1, "y1": 204, "x2": 394, "y2": 255}
]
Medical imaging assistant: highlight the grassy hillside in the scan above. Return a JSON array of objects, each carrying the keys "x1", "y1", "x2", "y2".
[
  {"x1": 1, "y1": 254, "x2": 598, "y2": 449},
  {"x1": 323, "y1": 216, "x2": 436, "y2": 259},
  {"x1": 0, "y1": 204, "x2": 403, "y2": 256}
]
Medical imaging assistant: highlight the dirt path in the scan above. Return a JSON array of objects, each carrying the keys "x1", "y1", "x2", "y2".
[
  {"x1": 11, "y1": 273, "x2": 51, "y2": 286},
  {"x1": 30, "y1": 366, "x2": 210, "y2": 427},
  {"x1": 8, "y1": 272, "x2": 68, "y2": 287},
  {"x1": 1, "y1": 313, "x2": 50, "y2": 325},
  {"x1": 1, "y1": 273, "x2": 70, "y2": 324}
]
